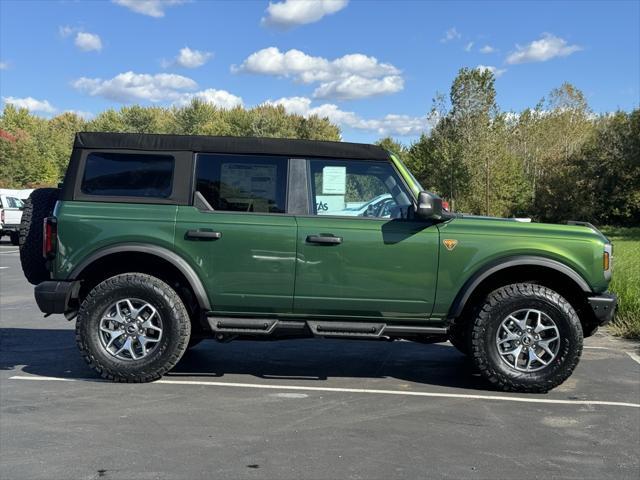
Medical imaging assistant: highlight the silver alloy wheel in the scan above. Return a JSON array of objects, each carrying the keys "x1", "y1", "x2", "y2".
[
  {"x1": 98, "y1": 298, "x2": 163, "y2": 361},
  {"x1": 495, "y1": 308, "x2": 560, "y2": 372}
]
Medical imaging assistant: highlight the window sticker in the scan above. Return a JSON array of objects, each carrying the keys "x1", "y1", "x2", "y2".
[
  {"x1": 322, "y1": 166, "x2": 346, "y2": 195},
  {"x1": 220, "y1": 163, "x2": 277, "y2": 201},
  {"x1": 316, "y1": 195, "x2": 345, "y2": 215}
]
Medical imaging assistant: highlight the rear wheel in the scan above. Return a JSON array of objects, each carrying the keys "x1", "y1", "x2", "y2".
[
  {"x1": 471, "y1": 283, "x2": 583, "y2": 393},
  {"x1": 76, "y1": 273, "x2": 191, "y2": 383}
]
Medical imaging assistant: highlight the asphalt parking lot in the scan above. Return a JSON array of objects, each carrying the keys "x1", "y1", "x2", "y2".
[{"x1": 1, "y1": 241, "x2": 639, "y2": 480}]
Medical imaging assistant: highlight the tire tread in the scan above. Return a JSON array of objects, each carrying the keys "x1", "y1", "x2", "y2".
[
  {"x1": 75, "y1": 273, "x2": 190, "y2": 383},
  {"x1": 471, "y1": 283, "x2": 583, "y2": 393}
]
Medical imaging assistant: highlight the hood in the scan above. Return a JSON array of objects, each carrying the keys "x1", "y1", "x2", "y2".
[{"x1": 448, "y1": 214, "x2": 610, "y2": 244}]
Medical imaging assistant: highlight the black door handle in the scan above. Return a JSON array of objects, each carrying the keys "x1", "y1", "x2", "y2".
[
  {"x1": 306, "y1": 234, "x2": 342, "y2": 245},
  {"x1": 186, "y1": 229, "x2": 222, "y2": 240}
]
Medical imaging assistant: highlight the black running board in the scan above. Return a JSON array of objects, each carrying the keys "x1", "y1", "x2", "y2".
[
  {"x1": 207, "y1": 317, "x2": 279, "y2": 335},
  {"x1": 205, "y1": 315, "x2": 447, "y2": 338},
  {"x1": 307, "y1": 321, "x2": 385, "y2": 338}
]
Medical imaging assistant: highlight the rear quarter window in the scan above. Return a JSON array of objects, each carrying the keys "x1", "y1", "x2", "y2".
[{"x1": 81, "y1": 152, "x2": 174, "y2": 198}]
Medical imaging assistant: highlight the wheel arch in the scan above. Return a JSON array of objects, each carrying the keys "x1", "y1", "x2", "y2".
[
  {"x1": 69, "y1": 243, "x2": 211, "y2": 311},
  {"x1": 448, "y1": 256, "x2": 592, "y2": 324}
]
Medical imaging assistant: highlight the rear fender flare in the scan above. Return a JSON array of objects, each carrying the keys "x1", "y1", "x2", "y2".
[{"x1": 68, "y1": 243, "x2": 211, "y2": 310}]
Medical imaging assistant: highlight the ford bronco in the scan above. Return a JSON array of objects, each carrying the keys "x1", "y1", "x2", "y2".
[{"x1": 19, "y1": 132, "x2": 617, "y2": 392}]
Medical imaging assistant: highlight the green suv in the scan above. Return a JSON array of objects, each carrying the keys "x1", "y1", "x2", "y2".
[{"x1": 20, "y1": 132, "x2": 616, "y2": 392}]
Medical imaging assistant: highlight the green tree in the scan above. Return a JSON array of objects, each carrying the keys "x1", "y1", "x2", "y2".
[
  {"x1": 408, "y1": 68, "x2": 518, "y2": 215},
  {"x1": 0, "y1": 101, "x2": 342, "y2": 188},
  {"x1": 376, "y1": 137, "x2": 408, "y2": 161}
]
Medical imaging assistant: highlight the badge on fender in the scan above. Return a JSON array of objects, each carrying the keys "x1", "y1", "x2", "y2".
[{"x1": 443, "y1": 239, "x2": 458, "y2": 251}]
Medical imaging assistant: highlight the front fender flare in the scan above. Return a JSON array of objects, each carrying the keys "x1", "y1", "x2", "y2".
[{"x1": 448, "y1": 255, "x2": 592, "y2": 319}]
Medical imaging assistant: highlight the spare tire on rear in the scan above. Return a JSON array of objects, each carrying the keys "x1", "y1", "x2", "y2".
[{"x1": 19, "y1": 188, "x2": 59, "y2": 285}]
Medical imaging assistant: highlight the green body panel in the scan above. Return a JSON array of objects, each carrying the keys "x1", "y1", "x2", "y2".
[
  {"x1": 53, "y1": 194, "x2": 609, "y2": 324},
  {"x1": 294, "y1": 216, "x2": 439, "y2": 321},
  {"x1": 432, "y1": 218, "x2": 609, "y2": 318},
  {"x1": 174, "y1": 207, "x2": 297, "y2": 314},
  {"x1": 53, "y1": 201, "x2": 177, "y2": 279}
]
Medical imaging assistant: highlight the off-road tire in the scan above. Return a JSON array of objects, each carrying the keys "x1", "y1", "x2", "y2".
[
  {"x1": 19, "y1": 188, "x2": 59, "y2": 285},
  {"x1": 76, "y1": 273, "x2": 191, "y2": 383},
  {"x1": 10, "y1": 231, "x2": 20, "y2": 246},
  {"x1": 471, "y1": 283, "x2": 583, "y2": 393}
]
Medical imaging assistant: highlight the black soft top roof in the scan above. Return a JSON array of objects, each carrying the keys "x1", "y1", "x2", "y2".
[{"x1": 73, "y1": 132, "x2": 389, "y2": 161}]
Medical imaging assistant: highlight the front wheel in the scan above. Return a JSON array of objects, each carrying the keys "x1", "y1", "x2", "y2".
[
  {"x1": 471, "y1": 283, "x2": 583, "y2": 393},
  {"x1": 76, "y1": 273, "x2": 191, "y2": 382}
]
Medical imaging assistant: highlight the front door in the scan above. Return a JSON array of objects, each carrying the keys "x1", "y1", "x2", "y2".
[
  {"x1": 294, "y1": 158, "x2": 439, "y2": 322},
  {"x1": 174, "y1": 153, "x2": 297, "y2": 315}
]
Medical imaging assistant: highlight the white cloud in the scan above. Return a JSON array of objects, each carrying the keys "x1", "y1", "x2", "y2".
[
  {"x1": 479, "y1": 44, "x2": 495, "y2": 54},
  {"x1": 506, "y1": 33, "x2": 582, "y2": 64},
  {"x1": 175, "y1": 47, "x2": 212, "y2": 68},
  {"x1": 176, "y1": 88, "x2": 243, "y2": 109},
  {"x1": 2, "y1": 96, "x2": 56, "y2": 113},
  {"x1": 312, "y1": 75, "x2": 403, "y2": 100},
  {"x1": 234, "y1": 47, "x2": 402, "y2": 100},
  {"x1": 476, "y1": 65, "x2": 506, "y2": 78},
  {"x1": 234, "y1": 47, "x2": 328, "y2": 81},
  {"x1": 262, "y1": 0, "x2": 348, "y2": 29},
  {"x1": 464, "y1": 41, "x2": 474, "y2": 52},
  {"x1": 72, "y1": 71, "x2": 198, "y2": 103},
  {"x1": 75, "y1": 32, "x2": 103, "y2": 52},
  {"x1": 235, "y1": 48, "x2": 399, "y2": 81},
  {"x1": 440, "y1": 27, "x2": 461, "y2": 43},
  {"x1": 72, "y1": 71, "x2": 241, "y2": 109},
  {"x1": 64, "y1": 110, "x2": 95, "y2": 120},
  {"x1": 0, "y1": 61, "x2": 9, "y2": 70},
  {"x1": 113, "y1": 0, "x2": 187, "y2": 18},
  {"x1": 267, "y1": 96, "x2": 428, "y2": 136}
]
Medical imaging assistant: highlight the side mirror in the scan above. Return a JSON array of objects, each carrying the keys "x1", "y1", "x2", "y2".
[{"x1": 416, "y1": 191, "x2": 443, "y2": 220}]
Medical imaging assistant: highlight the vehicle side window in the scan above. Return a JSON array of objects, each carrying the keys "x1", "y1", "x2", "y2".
[
  {"x1": 196, "y1": 154, "x2": 287, "y2": 214},
  {"x1": 309, "y1": 159, "x2": 413, "y2": 218},
  {"x1": 81, "y1": 152, "x2": 174, "y2": 198},
  {"x1": 6, "y1": 197, "x2": 23, "y2": 208}
]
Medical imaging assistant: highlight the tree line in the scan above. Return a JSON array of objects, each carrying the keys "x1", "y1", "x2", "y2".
[
  {"x1": 0, "y1": 102, "x2": 340, "y2": 189},
  {"x1": 1, "y1": 68, "x2": 638, "y2": 226},
  {"x1": 380, "y1": 69, "x2": 639, "y2": 226}
]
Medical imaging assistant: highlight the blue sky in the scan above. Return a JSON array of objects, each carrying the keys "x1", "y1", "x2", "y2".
[{"x1": 1, "y1": 0, "x2": 638, "y2": 143}]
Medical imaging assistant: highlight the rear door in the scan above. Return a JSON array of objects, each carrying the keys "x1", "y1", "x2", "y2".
[
  {"x1": 174, "y1": 153, "x2": 297, "y2": 315},
  {"x1": 293, "y1": 158, "x2": 440, "y2": 322}
]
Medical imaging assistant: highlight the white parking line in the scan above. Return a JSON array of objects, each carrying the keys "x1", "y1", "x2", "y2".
[
  {"x1": 625, "y1": 350, "x2": 640, "y2": 365},
  {"x1": 584, "y1": 345, "x2": 640, "y2": 365},
  {"x1": 0, "y1": 266, "x2": 8, "y2": 270},
  {"x1": 9, "y1": 375, "x2": 640, "y2": 409},
  {"x1": 0, "y1": 250, "x2": 19, "y2": 254}
]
